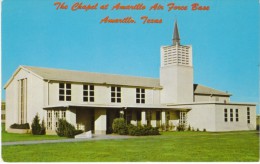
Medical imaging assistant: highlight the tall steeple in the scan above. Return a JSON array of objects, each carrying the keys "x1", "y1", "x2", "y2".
[{"x1": 173, "y1": 20, "x2": 180, "y2": 46}]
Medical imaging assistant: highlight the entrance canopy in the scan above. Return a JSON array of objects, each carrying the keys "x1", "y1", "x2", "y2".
[{"x1": 43, "y1": 103, "x2": 191, "y2": 111}]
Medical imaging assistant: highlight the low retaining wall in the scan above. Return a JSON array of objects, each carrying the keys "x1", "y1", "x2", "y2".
[{"x1": 7, "y1": 128, "x2": 31, "y2": 134}]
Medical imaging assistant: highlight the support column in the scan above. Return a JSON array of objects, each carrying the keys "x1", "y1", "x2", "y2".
[
  {"x1": 94, "y1": 108, "x2": 107, "y2": 134},
  {"x1": 141, "y1": 110, "x2": 147, "y2": 126},
  {"x1": 161, "y1": 110, "x2": 166, "y2": 125},
  {"x1": 66, "y1": 108, "x2": 76, "y2": 127}
]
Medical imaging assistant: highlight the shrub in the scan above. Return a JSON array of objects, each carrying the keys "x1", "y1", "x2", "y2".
[
  {"x1": 203, "y1": 128, "x2": 206, "y2": 132},
  {"x1": 127, "y1": 124, "x2": 159, "y2": 136},
  {"x1": 41, "y1": 119, "x2": 46, "y2": 135},
  {"x1": 56, "y1": 119, "x2": 76, "y2": 138},
  {"x1": 197, "y1": 128, "x2": 200, "y2": 131},
  {"x1": 74, "y1": 130, "x2": 84, "y2": 136},
  {"x1": 159, "y1": 123, "x2": 166, "y2": 131},
  {"x1": 187, "y1": 125, "x2": 191, "y2": 131},
  {"x1": 112, "y1": 118, "x2": 128, "y2": 135},
  {"x1": 31, "y1": 114, "x2": 42, "y2": 135},
  {"x1": 10, "y1": 123, "x2": 30, "y2": 129},
  {"x1": 176, "y1": 124, "x2": 185, "y2": 131},
  {"x1": 169, "y1": 122, "x2": 175, "y2": 131}
]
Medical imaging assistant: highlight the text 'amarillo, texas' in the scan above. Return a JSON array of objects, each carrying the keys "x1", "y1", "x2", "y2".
[{"x1": 54, "y1": 2, "x2": 210, "y2": 24}]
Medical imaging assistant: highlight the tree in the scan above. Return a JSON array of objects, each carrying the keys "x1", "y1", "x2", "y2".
[{"x1": 31, "y1": 113, "x2": 42, "y2": 135}]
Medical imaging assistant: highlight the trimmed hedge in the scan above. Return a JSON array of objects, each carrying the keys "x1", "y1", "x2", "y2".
[
  {"x1": 127, "y1": 124, "x2": 160, "y2": 136},
  {"x1": 10, "y1": 123, "x2": 30, "y2": 129},
  {"x1": 112, "y1": 118, "x2": 160, "y2": 136}
]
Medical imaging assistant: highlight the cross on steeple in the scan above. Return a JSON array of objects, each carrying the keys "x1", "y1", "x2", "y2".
[{"x1": 173, "y1": 20, "x2": 180, "y2": 46}]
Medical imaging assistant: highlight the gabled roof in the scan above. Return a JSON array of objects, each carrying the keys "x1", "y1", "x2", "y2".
[
  {"x1": 19, "y1": 65, "x2": 161, "y2": 88},
  {"x1": 194, "y1": 84, "x2": 231, "y2": 96},
  {"x1": 5, "y1": 65, "x2": 232, "y2": 97}
]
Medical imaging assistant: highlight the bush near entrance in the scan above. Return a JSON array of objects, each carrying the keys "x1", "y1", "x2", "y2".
[
  {"x1": 112, "y1": 118, "x2": 160, "y2": 136},
  {"x1": 112, "y1": 118, "x2": 128, "y2": 135},
  {"x1": 56, "y1": 119, "x2": 83, "y2": 138}
]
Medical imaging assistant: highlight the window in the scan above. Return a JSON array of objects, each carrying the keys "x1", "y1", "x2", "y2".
[
  {"x1": 19, "y1": 79, "x2": 27, "y2": 124},
  {"x1": 47, "y1": 110, "x2": 66, "y2": 130},
  {"x1": 230, "y1": 109, "x2": 233, "y2": 122},
  {"x1": 59, "y1": 83, "x2": 71, "y2": 101},
  {"x1": 47, "y1": 110, "x2": 52, "y2": 130},
  {"x1": 136, "y1": 88, "x2": 145, "y2": 104},
  {"x1": 180, "y1": 111, "x2": 187, "y2": 125},
  {"x1": 235, "y1": 109, "x2": 239, "y2": 122},
  {"x1": 247, "y1": 107, "x2": 250, "y2": 124},
  {"x1": 54, "y1": 111, "x2": 60, "y2": 128},
  {"x1": 224, "y1": 108, "x2": 228, "y2": 122},
  {"x1": 61, "y1": 110, "x2": 66, "y2": 119},
  {"x1": 83, "y1": 85, "x2": 94, "y2": 102},
  {"x1": 111, "y1": 86, "x2": 121, "y2": 103}
]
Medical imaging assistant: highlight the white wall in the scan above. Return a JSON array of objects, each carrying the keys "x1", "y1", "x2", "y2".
[
  {"x1": 160, "y1": 65, "x2": 193, "y2": 104},
  {"x1": 194, "y1": 95, "x2": 230, "y2": 103},
  {"x1": 48, "y1": 82, "x2": 161, "y2": 106},
  {"x1": 173, "y1": 103, "x2": 257, "y2": 132},
  {"x1": 5, "y1": 68, "x2": 45, "y2": 129},
  {"x1": 215, "y1": 104, "x2": 256, "y2": 131},
  {"x1": 186, "y1": 104, "x2": 216, "y2": 131}
]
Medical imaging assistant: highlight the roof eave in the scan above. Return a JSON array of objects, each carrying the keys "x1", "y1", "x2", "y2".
[{"x1": 4, "y1": 66, "x2": 44, "y2": 89}]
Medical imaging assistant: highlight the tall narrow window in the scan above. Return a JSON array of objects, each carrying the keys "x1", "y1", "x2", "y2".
[
  {"x1": 54, "y1": 110, "x2": 60, "y2": 128},
  {"x1": 83, "y1": 85, "x2": 94, "y2": 102},
  {"x1": 61, "y1": 111, "x2": 66, "y2": 120},
  {"x1": 224, "y1": 108, "x2": 228, "y2": 122},
  {"x1": 235, "y1": 109, "x2": 239, "y2": 122},
  {"x1": 180, "y1": 111, "x2": 187, "y2": 125},
  {"x1": 247, "y1": 107, "x2": 250, "y2": 124},
  {"x1": 59, "y1": 83, "x2": 71, "y2": 101},
  {"x1": 18, "y1": 79, "x2": 27, "y2": 124},
  {"x1": 47, "y1": 110, "x2": 52, "y2": 130},
  {"x1": 230, "y1": 109, "x2": 233, "y2": 122},
  {"x1": 136, "y1": 88, "x2": 145, "y2": 104},
  {"x1": 111, "y1": 86, "x2": 121, "y2": 103}
]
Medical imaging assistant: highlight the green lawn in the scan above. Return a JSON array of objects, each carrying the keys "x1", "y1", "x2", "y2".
[{"x1": 2, "y1": 131, "x2": 259, "y2": 162}]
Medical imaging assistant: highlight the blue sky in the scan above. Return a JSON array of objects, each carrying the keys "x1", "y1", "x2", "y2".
[{"x1": 2, "y1": 0, "x2": 259, "y2": 112}]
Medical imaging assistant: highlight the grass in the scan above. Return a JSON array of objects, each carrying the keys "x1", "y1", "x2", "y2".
[
  {"x1": 2, "y1": 131, "x2": 259, "y2": 162},
  {"x1": 1, "y1": 124, "x2": 66, "y2": 142}
]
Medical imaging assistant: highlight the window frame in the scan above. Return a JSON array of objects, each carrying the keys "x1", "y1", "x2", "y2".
[
  {"x1": 224, "y1": 108, "x2": 228, "y2": 122},
  {"x1": 230, "y1": 108, "x2": 233, "y2": 122},
  {"x1": 83, "y1": 84, "x2": 95, "y2": 102},
  {"x1": 247, "y1": 107, "x2": 250, "y2": 124},
  {"x1": 59, "y1": 83, "x2": 71, "y2": 101},
  {"x1": 235, "y1": 109, "x2": 239, "y2": 122},
  {"x1": 111, "y1": 86, "x2": 121, "y2": 103},
  {"x1": 136, "y1": 88, "x2": 145, "y2": 104}
]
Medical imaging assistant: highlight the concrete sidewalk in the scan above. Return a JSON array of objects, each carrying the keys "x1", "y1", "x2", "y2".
[{"x1": 2, "y1": 134, "x2": 136, "y2": 146}]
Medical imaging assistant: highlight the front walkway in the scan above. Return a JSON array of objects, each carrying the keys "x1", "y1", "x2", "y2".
[{"x1": 2, "y1": 134, "x2": 137, "y2": 146}]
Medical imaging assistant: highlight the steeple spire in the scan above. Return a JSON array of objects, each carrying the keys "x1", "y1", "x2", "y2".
[{"x1": 173, "y1": 20, "x2": 180, "y2": 46}]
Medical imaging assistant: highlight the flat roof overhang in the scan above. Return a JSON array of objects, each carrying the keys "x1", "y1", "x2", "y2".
[{"x1": 43, "y1": 104, "x2": 191, "y2": 111}]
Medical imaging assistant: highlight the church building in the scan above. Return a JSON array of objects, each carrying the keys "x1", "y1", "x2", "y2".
[{"x1": 4, "y1": 21, "x2": 256, "y2": 134}]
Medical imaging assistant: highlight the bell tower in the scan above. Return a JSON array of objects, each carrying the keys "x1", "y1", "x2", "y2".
[{"x1": 160, "y1": 21, "x2": 194, "y2": 104}]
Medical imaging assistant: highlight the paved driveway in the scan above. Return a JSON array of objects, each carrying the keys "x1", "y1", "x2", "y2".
[{"x1": 2, "y1": 134, "x2": 137, "y2": 146}]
